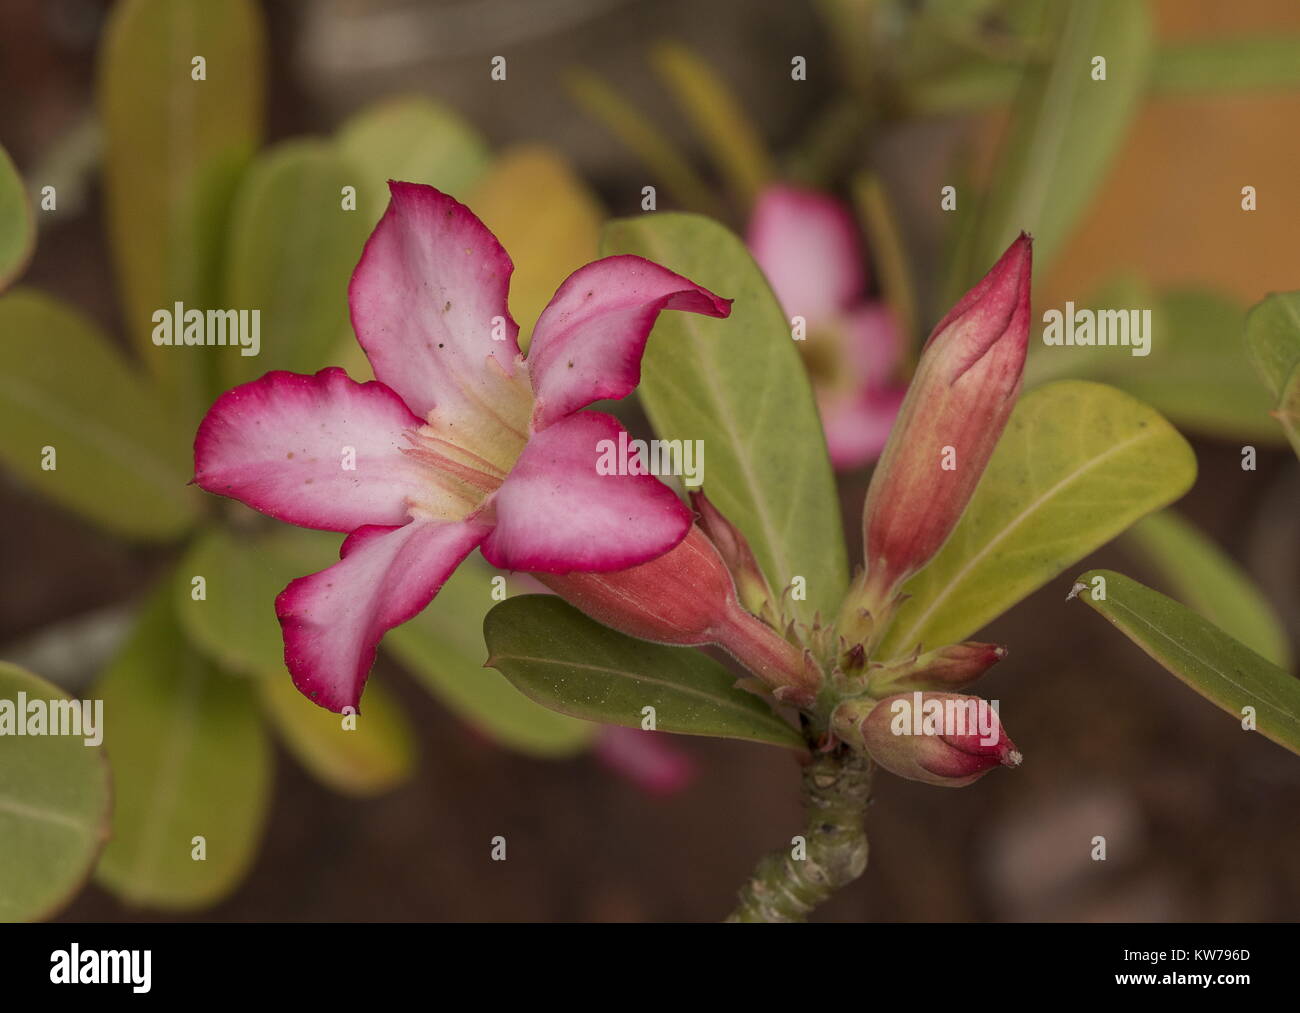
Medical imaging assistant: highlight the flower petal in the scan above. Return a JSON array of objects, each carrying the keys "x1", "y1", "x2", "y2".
[
  {"x1": 526, "y1": 255, "x2": 731, "y2": 430},
  {"x1": 747, "y1": 184, "x2": 865, "y2": 326},
  {"x1": 481, "y1": 411, "x2": 691, "y2": 573},
  {"x1": 820, "y1": 386, "x2": 906, "y2": 470},
  {"x1": 349, "y1": 181, "x2": 521, "y2": 420},
  {"x1": 277, "y1": 518, "x2": 490, "y2": 711},
  {"x1": 194, "y1": 367, "x2": 425, "y2": 531}
]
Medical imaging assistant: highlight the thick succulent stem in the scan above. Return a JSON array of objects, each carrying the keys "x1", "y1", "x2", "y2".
[{"x1": 726, "y1": 747, "x2": 874, "y2": 922}]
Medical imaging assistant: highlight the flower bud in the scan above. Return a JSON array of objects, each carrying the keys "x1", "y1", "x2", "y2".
[
  {"x1": 689, "y1": 490, "x2": 774, "y2": 619},
  {"x1": 868, "y1": 641, "x2": 1006, "y2": 694},
  {"x1": 833, "y1": 691, "x2": 1021, "y2": 787},
  {"x1": 843, "y1": 234, "x2": 1032, "y2": 634},
  {"x1": 536, "y1": 526, "x2": 821, "y2": 705}
]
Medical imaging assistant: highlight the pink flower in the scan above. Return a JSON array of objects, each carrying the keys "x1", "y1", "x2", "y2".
[
  {"x1": 194, "y1": 182, "x2": 731, "y2": 712},
  {"x1": 746, "y1": 184, "x2": 907, "y2": 469}
]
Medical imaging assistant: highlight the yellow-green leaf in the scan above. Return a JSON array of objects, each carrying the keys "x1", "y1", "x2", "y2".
[
  {"x1": 466, "y1": 146, "x2": 602, "y2": 349},
  {"x1": 175, "y1": 526, "x2": 339, "y2": 677},
  {"x1": 601, "y1": 213, "x2": 847, "y2": 624},
  {"x1": 336, "y1": 95, "x2": 489, "y2": 224},
  {"x1": 0, "y1": 663, "x2": 110, "y2": 922},
  {"x1": 100, "y1": 0, "x2": 265, "y2": 417},
  {"x1": 260, "y1": 673, "x2": 414, "y2": 796},
  {"x1": 956, "y1": 0, "x2": 1152, "y2": 287},
  {"x1": 651, "y1": 41, "x2": 774, "y2": 210},
  {"x1": 220, "y1": 139, "x2": 372, "y2": 387},
  {"x1": 0, "y1": 144, "x2": 34, "y2": 291},
  {"x1": 0, "y1": 288, "x2": 200, "y2": 540},
  {"x1": 93, "y1": 581, "x2": 270, "y2": 909},
  {"x1": 879, "y1": 380, "x2": 1196, "y2": 658}
]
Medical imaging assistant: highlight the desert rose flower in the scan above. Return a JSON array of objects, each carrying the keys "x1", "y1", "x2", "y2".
[
  {"x1": 840, "y1": 233, "x2": 1033, "y2": 641},
  {"x1": 834, "y1": 691, "x2": 1021, "y2": 788},
  {"x1": 747, "y1": 184, "x2": 907, "y2": 470},
  {"x1": 194, "y1": 182, "x2": 730, "y2": 712}
]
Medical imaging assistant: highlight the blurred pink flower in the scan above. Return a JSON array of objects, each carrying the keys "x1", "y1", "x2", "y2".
[{"x1": 747, "y1": 184, "x2": 907, "y2": 469}]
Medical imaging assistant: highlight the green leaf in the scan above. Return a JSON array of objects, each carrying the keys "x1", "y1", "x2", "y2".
[
  {"x1": 93, "y1": 580, "x2": 270, "y2": 909},
  {"x1": 1277, "y1": 362, "x2": 1300, "y2": 460},
  {"x1": 220, "y1": 140, "x2": 372, "y2": 387},
  {"x1": 485, "y1": 595, "x2": 804, "y2": 749},
  {"x1": 1244, "y1": 291, "x2": 1300, "y2": 399},
  {"x1": 0, "y1": 288, "x2": 200, "y2": 540},
  {"x1": 1028, "y1": 286, "x2": 1282, "y2": 443},
  {"x1": 0, "y1": 663, "x2": 110, "y2": 922},
  {"x1": 1123, "y1": 510, "x2": 1291, "y2": 669},
  {"x1": 466, "y1": 146, "x2": 602, "y2": 350},
  {"x1": 601, "y1": 212, "x2": 847, "y2": 624},
  {"x1": 879, "y1": 380, "x2": 1196, "y2": 658},
  {"x1": 955, "y1": 0, "x2": 1152, "y2": 287},
  {"x1": 1073, "y1": 569, "x2": 1300, "y2": 756},
  {"x1": 384, "y1": 563, "x2": 596, "y2": 758},
  {"x1": 1244, "y1": 291, "x2": 1300, "y2": 455},
  {"x1": 0, "y1": 144, "x2": 34, "y2": 291},
  {"x1": 1151, "y1": 37, "x2": 1300, "y2": 94},
  {"x1": 260, "y1": 673, "x2": 414, "y2": 797},
  {"x1": 99, "y1": 0, "x2": 265, "y2": 417},
  {"x1": 336, "y1": 96, "x2": 490, "y2": 224},
  {"x1": 176, "y1": 526, "x2": 339, "y2": 676}
]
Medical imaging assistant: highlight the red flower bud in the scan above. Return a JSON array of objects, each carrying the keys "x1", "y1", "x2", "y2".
[
  {"x1": 834, "y1": 691, "x2": 1021, "y2": 787},
  {"x1": 844, "y1": 235, "x2": 1032, "y2": 635},
  {"x1": 868, "y1": 641, "x2": 1006, "y2": 694},
  {"x1": 689, "y1": 490, "x2": 774, "y2": 620},
  {"x1": 536, "y1": 526, "x2": 820, "y2": 704}
]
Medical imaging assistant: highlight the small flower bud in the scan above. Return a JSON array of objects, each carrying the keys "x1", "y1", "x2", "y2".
[
  {"x1": 834, "y1": 691, "x2": 1021, "y2": 787},
  {"x1": 690, "y1": 490, "x2": 774, "y2": 620},
  {"x1": 842, "y1": 234, "x2": 1032, "y2": 636},
  {"x1": 868, "y1": 641, "x2": 1006, "y2": 694},
  {"x1": 537, "y1": 527, "x2": 821, "y2": 705}
]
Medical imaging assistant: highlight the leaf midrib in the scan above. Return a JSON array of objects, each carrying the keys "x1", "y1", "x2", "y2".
[
  {"x1": 494, "y1": 651, "x2": 791, "y2": 737},
  {"x1": 886, "y1": 428, "x2": 1151, "y2": 654}
]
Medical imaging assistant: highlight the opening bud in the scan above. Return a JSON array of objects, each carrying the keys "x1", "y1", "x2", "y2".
[
  {"x1": 537, "y1": 526, "x2": 821, "y2": 705},
  {"x1": 847, "y1": 234, "x2": 1033, "y2": 632},
  {"x1": 867, "y1": 641, "x2": 1006, "y2": 694},
  {"x1": 833, "y1": 691, "x2": 1021, "y2": 788}
]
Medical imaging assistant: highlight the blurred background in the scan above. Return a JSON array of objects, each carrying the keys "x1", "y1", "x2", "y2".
[{"x1": 0, "y1": 0, "x2": 1298, "y2": 921}]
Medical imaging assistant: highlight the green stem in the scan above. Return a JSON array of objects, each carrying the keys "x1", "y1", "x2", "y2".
[{"x1": 726, "y1": 747, "x2": 874, "y2": 922}]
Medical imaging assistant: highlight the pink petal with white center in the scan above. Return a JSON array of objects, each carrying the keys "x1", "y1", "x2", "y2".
[
  {"x1": 194, "y1": 367, "x2": 425, "y2": 531},
  {"x1": 747, "y1": 184, "x2": 866, "y2": 327},
  {"x1": 277, "y1": 518, "x2": 490, "y2": 711},
  {"x1": 349, "y1": 181, "x2": 521, "y2": 421},
  {"x1": 481, "y1": 411, "x2": 691, "y2": 573},
  {"x1": 526, "y1": 255, "x2": 731, "y2": 430}
]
